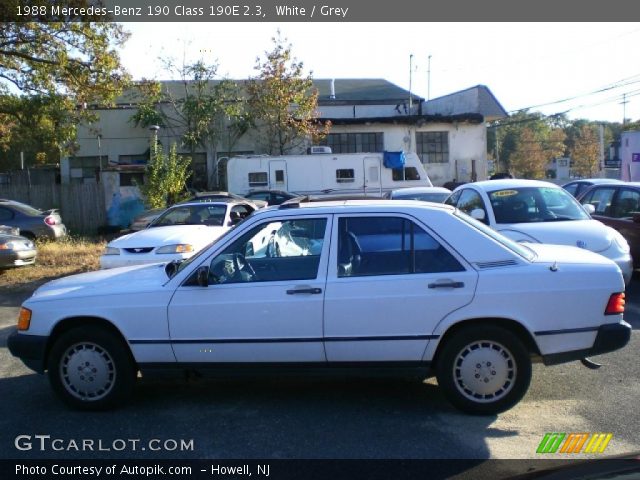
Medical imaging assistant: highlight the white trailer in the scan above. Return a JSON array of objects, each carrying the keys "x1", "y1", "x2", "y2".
[{"x1": 226, "y1": 149, "x2": 433, "y2": 196}]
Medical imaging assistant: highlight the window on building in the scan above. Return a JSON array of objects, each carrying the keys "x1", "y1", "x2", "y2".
[
  {"x1": 336, "y1": 169, "x2": 355, "y2": 183},
  {"x1": 118, "y1": 154, "x2": 148, "y2": 165},
  {"x1": 248, "y1": 172, "x2": 268, "y2": 187},
  {"x1": 321, "y1": 133, "x2": 384, "y2": 153},
  {"x1": 275, "y1": 170, "x2": 285, "y2": 183},
  {"x1": 392, "y1": 167, "x2": 421, "y2": 181},
  {"x1": 120, "y1": 172, "x2": 145, "y2": 187},
  {"x1": 416, "y1": 131, "x2": 449, "y2": 164},
  {"x1": 188, "y1": 152, "x2": 207, "y2": 190},
  {"x1": 68, "y1": 156, "x2": 102, "y2": 183}
]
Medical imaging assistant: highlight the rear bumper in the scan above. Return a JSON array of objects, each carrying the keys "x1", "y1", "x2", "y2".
[
  {"x1": 543, "y1": 321, "x2": 632, "y2": 366},
  {"x1": 7, "y1": 330, "x2": 48, "y2": 373}
]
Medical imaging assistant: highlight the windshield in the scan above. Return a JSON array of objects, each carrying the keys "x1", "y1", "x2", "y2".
[
  {"x1": 394, "y1": 192, "x2": 450, "y2": 203},
  {"x1": 488, "y1": 187, "x2": 589, "y2": 224},
  {"x1": 454, "y1": 210, "x2": 536, "y2": 261},
  {"x1": 151, "y1": 204, "x2": 228, "y2": 227}
]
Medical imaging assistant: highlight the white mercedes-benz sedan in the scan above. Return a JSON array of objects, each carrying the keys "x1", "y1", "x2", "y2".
[
  {"x1": 445, "y1": 179, "x2": 633, "y2": 283},
  {"x1": 100, "y1": 200, "x2": 256, "y2": 269},
  {"x1": 9, "y1": 200, "x2": 630, "y2": 414}
]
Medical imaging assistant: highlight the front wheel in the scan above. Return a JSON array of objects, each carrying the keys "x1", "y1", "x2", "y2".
[
  {"x1": 48, "y1": 327, "x2": 136, "y2": 410},
  {"x1": 436, "y1": 325, "x2": 532, "y2": 415}
]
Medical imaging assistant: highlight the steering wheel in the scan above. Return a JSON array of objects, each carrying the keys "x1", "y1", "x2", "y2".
[{"x1": 233, "y1": 253, "x2": 256, "y2": 280}]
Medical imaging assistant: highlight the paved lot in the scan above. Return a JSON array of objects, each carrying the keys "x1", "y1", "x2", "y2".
[{"x1": 0, "y1": 277, "x2": 638, "y2": 461}]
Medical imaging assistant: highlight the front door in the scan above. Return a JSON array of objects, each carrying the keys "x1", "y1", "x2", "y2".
[{"x1": 168, "y1": 215, "x2": 332, "y2": 363}]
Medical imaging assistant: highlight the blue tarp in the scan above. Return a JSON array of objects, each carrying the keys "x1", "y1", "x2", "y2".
[{"x1": 383, "y1": 151, "x2": 406, "y2": 169}]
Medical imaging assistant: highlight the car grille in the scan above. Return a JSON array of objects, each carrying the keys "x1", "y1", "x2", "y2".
[{"x1": 123, "y1": 247, "x2": 154, "y2": 254}]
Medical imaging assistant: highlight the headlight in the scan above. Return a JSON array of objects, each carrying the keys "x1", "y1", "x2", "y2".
[
  {"x1": 103, "y1": 246, "x2": 120, "y2": 255},
  {"x1": 0, "y1": 241, "x2": 32, "y2": 251},
  {"x1": 156, "y1": 244, "x2": 194, "y2": 254}
]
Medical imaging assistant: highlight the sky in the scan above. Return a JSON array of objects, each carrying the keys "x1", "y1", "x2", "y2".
[{"x1": 119, "y1": 22, "x2": 640, "y2": 123}]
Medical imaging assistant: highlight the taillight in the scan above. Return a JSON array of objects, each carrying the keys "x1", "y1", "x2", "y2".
[
  {"x1": 605, "y1": 292, "x2": 625, "y2": 315},
  {"x1": 44, "y1": 215, "x2": 56, "y2": 226}
]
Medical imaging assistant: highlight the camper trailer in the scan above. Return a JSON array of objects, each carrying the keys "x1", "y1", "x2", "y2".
[{"x1": 226, "y1": 149, "x2": 433, "y2": 197}]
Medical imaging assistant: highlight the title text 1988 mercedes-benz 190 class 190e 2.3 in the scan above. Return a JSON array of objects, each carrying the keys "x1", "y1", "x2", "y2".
[{"x1": 8, "y1": 199, "x2": 631, "y2": 414}]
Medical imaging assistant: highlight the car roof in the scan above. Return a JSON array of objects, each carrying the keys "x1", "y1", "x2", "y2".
[
  {"x1": 168, "y1": 200, "x2": 241, "y2": 208},
  {"x1": 462, "y1": 179, "x2": 560, "y2": 192},
  {"x1": 391, "y1": 186, "x2": 451, "y2": 194},
  {"x1": 270, "y1": 198, "x2": 456, "y2": 217},
  {"x1": 563, "y1": 178, "x2": 622, "y2": 185}
]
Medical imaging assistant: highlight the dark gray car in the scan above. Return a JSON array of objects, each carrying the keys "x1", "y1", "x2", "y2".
[{"x1": 0, "y1": 200, "x2": 67, "y2": 240}]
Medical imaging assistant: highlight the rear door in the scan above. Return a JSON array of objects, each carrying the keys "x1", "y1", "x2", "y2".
[{"x1": 323, "y1": 214, "x2": 478, "y2": 362}]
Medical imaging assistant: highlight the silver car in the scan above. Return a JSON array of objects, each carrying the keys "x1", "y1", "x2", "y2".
[{"x1": 0, "y1": 200, "x2": 66, "y2": 240}]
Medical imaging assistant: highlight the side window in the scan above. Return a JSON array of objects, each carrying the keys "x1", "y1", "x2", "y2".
[
  {"x1": 247, "y1": 192, "x2": 270, "y2": 202},
  {"x1": 209, "y1": 218, "x2": 327, "y2": 284},
  {"x1": 248, "y1": 172, "x2": 268, "y2": 187},
  {"x1": 457, "y1": 189, "x2": 488, "y2": 224},
  {"x1": 0, "y1": 208, "x2": 13, "y2": 221},
  {"x1": 581, "y1": 187, "x2": 616, "y2": 216},
  {"x1": 336, "y1": 169, "x2": 355, "y2": 183},
  {"x1": 444, "y1": 190, "x2": 462, "y2": 207},
  {"x1": 563, "y1": 183, "x2": 578, "y2": 197},
  {"x1": 613, "y1": 189, "x2": 640, "y2": 219},
  {"x1": 337, "y1": 217, "x2": 464, "y2": 278}
]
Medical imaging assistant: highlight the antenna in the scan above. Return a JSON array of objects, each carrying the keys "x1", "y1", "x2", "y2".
[{"x1": 409, "y1": 54, "x2": 413, "y2": 113}]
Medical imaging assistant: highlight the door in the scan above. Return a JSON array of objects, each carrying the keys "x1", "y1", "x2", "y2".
[
  {"x1": 323, "y1": 214, "x2": 478, "y2": 362},
  {"x1": 363, "y1": 156, "x2": 381, "y2": 196},
  {"x1": 269, "y1": 160, "x2": 287, "y2": 191},
  {"x1": 168, "y1": 215, "x2": 332, "y2": 363}
]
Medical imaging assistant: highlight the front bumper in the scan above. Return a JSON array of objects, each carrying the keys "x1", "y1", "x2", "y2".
[
  {"x1": 7, "y1": 330, "x2": 48, "y2": 373},
  {"x1": 0, "y1": 250, "x2": 36, "y2": 267},
  {"x1": 542, "y1": 321, "x2": 632, "y2": 365}
]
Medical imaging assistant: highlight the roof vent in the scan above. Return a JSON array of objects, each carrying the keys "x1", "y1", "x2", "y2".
[{"x1": 307, "y1": 146, "x2": 332, "y2": 154}]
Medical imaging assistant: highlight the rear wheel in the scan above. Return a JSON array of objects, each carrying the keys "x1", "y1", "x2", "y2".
[
  {"x1": 436, "y1": 325, "x2": 531, "y2": 415},
  {"x1": 48, "y1": 327, "x2": 136, "y2": 410}
]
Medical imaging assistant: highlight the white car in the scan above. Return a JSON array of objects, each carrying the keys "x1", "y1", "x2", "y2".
[
  {"x1": 445, "y1": 179, "x2": 633, "y2": 283},
  {"x1": 9, "y1": 199, "x2": 630, "y2": 414},
  {"x1": 100, "y1": 200, "x2": 255, "y2": 269},
  {"x1": 385, "y1": 186, "x2": 452, "y2": 203}
]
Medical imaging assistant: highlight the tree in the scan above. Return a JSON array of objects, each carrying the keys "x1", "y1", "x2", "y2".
[
  {"x1": 570, "y1": 124, "x2": 600, "y2": 177},
  {"x1": 490, "y1": 111, "x2": 566, "y2": 178},
  {"x1": 246, "y1": 31, "x2": 329, "y2": 155},
  {"x1": 140, "y1": 141, "x2": 192, "y2": 208},
  {"x1": 131, "y1": 59, "x2": 244, "y2": 189},
  {"x1": 0, "y1": 19, "x2": 130, "y2": 168}
]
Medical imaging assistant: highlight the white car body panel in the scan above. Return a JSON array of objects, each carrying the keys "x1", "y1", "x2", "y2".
[{"x1": 16, "y1": 201, "x2": 627, "y2": 370}]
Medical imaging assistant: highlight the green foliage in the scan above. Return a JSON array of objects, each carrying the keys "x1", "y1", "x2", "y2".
[
  {"x1": 0, "y1": 19, "x2": 130, "y2": 169},
  {"x1": 140, "y1": 141, "x2": 192, "y2": 208},
  {"x1": 246, "y1": 31, "x2": 329, "y2": 155}
]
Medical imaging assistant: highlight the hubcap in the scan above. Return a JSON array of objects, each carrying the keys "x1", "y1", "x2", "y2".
[
  {"x1": 60, "y1": 342, "x2": 116, "y2": 401},
  {"x1": 453, "y1": 340, "x2": 516, "y2": 403}
]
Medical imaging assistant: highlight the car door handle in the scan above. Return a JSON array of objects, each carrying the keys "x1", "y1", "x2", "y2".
[
  {"x1": 286, "y1": 288, "x2": 323, "y2": 295},
  {"x1": 428, "y1": 281, "x2": 465, "y2": 289}
]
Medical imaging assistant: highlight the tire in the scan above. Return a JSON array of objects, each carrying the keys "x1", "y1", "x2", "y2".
[
  {"x1": 436, "y1": 325, "x2": 532, "y2": 415},
  {"x1": 47, "y1": 326, "x2": 136, "y2": 410}
]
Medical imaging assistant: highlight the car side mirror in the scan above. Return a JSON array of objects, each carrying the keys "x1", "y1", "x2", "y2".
[
  {"x1": 470, "y1": 208, "x2": 486, "y2": 221},
  {"x1": 583, "y1": 203, "x2": 596, "y2": 214},
  {"x1": 196, "y1": 266, "x2": 210, "y2": 287}
]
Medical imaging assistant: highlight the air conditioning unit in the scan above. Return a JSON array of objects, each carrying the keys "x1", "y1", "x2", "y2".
[{"x1": 307, "y1": 146, "x2": 332, "y2": 155}]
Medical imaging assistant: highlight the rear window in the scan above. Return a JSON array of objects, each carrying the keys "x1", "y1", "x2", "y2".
[{"x1": 8, "y1": 203, "x2": 42, "y2": 216}]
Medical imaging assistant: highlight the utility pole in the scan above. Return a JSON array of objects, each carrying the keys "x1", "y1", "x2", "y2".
[
  {"x1": 409, "y1": 54, "x2": 413, "y2": 113},
  {"x1": 621, "y1": 93, "x2": 628, "y2": 125},
  {"x1": 599, "y1": 123, "x2": 605, "y2": 175},
  {"x1": 427, "y1": 55, "x2": 432, "y2": 101}
]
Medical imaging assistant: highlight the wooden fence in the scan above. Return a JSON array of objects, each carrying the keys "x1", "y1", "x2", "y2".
[{"x1": 0, "y1": 183, "x2": 107, "y2": 235}]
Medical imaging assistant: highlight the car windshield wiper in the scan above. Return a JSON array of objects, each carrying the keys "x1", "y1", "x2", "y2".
[{"x1": 542, "y1": 216, "x2": 576, "y2": 222}]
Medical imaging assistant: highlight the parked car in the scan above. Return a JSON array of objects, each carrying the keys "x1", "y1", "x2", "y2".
[
  {"x1": 0, "y1": 233, "x2": 36, "y2": 268},
  {"x1": 562, "y1": 178, "x2": 622, "y2": 198},
  {"x1": 0, "y1": 200, "x2": 66, "y2": 240},
  {"x1": 445, "y1": 179, "x2": 633, "y2": 283},
  {"x1": 101, "y1": 200, "x2": 256, "y2": 269},
  {"x1": 128, "y1": 192, "x2": 267, "y2": 231},
  {"x1": 9, "y1": 199, "x2": 630, "y2": 413},
  {"x1": 576, "y1": 182, "x2": 640, "y2": 268},
  {"x1": 384, "y1": 186, "x2": 452, "y2": 203},
  {"x1": 244, "y1": 189, "x2": 298, "y2": 205}
]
